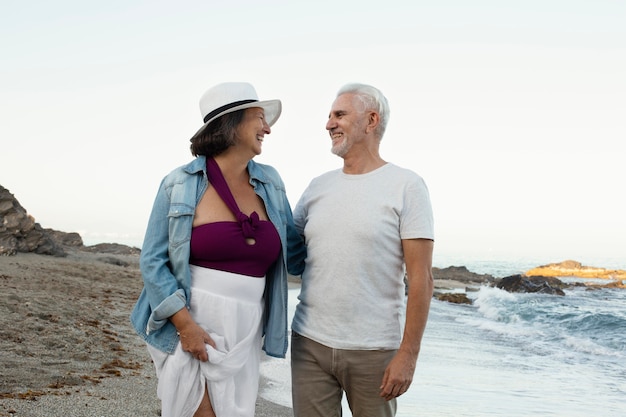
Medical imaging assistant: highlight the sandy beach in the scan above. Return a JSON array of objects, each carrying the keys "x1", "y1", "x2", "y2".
[{"x1": 0, "y1": 249, "x2": 291, "y2": 417}]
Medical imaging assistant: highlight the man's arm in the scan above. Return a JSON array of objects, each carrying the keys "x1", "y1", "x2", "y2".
[{"x1": 379, "y1": 238, "x2": 434, "y2": 400}]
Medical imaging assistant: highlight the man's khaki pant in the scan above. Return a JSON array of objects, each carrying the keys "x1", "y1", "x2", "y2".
[{"x1": 290, "y1": 332, "x2": 398, "y2": 417}]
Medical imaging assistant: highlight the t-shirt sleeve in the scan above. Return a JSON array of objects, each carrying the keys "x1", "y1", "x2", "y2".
[
  {"x1": 400, "y1": 175, "x2": 435, "y2": 240},
  {"x1": 293, "y1": 186, "x2": 309, "y2": 237}
]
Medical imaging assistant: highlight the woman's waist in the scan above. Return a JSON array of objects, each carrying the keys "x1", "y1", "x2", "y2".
[{"x1": 189, "y1": 265, "x2": 265, "y2": 303}]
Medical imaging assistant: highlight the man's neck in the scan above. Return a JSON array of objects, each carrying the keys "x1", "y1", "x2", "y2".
[{"x1": 342, "y1": 154, "x2": 387, "y2": 175}]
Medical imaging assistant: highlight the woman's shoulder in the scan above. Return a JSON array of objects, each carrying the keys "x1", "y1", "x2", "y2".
[
  {"x1": 248, "y1": 160, "x2": 283, "y2": 183},
  {"x1": 161, "y1": 157, "x2": 206, "y2": 183}
]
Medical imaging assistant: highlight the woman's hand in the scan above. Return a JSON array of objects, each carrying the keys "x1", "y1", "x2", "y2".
[
  {"x1": 177, "y1": 322, "x2": 216, "y2": 362},
  {"x1": 170, "y1": 308, "x2": 216, "y2": 362}
]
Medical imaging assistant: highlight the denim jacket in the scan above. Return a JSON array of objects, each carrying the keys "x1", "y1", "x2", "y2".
[{"x1": 130, "y1": 155, "x2": 305, "y2": 358}]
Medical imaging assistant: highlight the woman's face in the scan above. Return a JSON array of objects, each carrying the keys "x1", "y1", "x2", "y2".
[{"x1": 235, "y1": 107, "x2": 271, "y2": 156}]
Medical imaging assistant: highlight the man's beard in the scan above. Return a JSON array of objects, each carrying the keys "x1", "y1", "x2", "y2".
[{"x1": 331, "y1": 137, "x2": 350, "y2": 157}]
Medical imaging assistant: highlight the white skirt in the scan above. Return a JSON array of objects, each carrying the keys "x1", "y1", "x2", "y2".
[{"x1": 147, "y1": 266, "x2": 266, "y2": 417}]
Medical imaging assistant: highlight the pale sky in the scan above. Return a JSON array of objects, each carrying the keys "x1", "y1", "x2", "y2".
[{"x1": 2, "y1": 0, "x2": 625, "y2": 268}]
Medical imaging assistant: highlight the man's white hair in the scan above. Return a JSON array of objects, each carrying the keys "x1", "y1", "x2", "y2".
[{"x1": 336, "y1": 83, "x2": 390, "y2": 140}]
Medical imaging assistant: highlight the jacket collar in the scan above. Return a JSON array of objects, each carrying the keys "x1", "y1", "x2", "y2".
[
  {"x1": 183, "y1": 155, "x2": 269, "y2": 184},
  {"x1": 183, "y1": 155, "x2": 207, "y2": 175},
  {"x1": 247, "y1": 159, "x2": 269, "y2": 184}
]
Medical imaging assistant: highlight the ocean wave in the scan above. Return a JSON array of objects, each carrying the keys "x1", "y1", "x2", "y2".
[{"x1": 454, "y1": 285, "x2": 626, "y2": 359}]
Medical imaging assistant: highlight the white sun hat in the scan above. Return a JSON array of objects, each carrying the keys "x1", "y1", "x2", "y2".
[{"x1": 190, "y1": 82, "x2": 281, "y2": 140}]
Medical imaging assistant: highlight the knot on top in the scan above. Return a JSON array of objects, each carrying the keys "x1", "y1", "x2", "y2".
[{"x1": 237, "y1": 211, "x2": 260, "y2": 238}]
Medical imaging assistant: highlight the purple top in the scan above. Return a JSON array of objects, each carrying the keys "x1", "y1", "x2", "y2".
[{"x1": 189, "y1": 158, "x2": 281, "y2": 277}]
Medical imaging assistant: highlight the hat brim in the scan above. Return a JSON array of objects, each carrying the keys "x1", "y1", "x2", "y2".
[{"x1": 190, "y1": 99, "x2": 281, "y2": 140}]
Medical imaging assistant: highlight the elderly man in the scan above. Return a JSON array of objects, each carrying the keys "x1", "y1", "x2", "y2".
[{"x1": 291, "y1": 83, "x2": 435, "y2": 417}]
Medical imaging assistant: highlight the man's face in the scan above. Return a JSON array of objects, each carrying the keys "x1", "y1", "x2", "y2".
[{"x1": 326, "y1": 93, "x2": 366, "y2": 158}]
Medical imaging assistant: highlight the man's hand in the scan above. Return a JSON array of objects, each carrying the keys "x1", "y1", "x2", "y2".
[{"x1": 379, "y1": 350, "x2": 416, "y2": 401}]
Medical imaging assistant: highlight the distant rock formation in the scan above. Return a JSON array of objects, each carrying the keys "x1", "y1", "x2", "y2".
[
  {"x1": 432, "y1": 265, "x2": 495, "y2": 284},
  {"x1": 434, "y1": 264, "x2": 626, "y2": 304},
  {"x1": 0, "y1": 185, "x2": 66, "y2": 256},
  {"x1": 525, "y1": 260, "x2": 626, "y2": 280},
  {"x1": 0, "y1": 185, "x2": 139, "y2": 257},
  {"x1": 83, "y1": 243, "x2": 140, "y2": 255}
]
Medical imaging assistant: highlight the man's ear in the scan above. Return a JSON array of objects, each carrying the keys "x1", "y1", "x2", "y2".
[{"x1": 365, "y1": 111, "x2": 380, "y2": 134}]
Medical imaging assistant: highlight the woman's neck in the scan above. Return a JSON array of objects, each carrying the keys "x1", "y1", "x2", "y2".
[{"x1": 212, "y1": 154, "x2": 250, "y2": 184}]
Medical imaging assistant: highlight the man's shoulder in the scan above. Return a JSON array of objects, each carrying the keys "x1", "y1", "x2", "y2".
[
  {"x1": 310, "y1": 168, "x2": 342, "y2": 183},
  {"x1": 385, "y1": 162, "x2": 418, "y2": 175},
  {"x1": 382, "y1": 163, "x2": 425, "y2": 182}
]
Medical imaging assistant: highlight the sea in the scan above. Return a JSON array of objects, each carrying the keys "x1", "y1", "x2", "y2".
[{"x1": 259, "y1": 255, "x2": 626, "y2": 417}]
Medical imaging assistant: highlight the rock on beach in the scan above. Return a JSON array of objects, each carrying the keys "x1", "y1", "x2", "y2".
[{"x1": 524, "y1": 260, "x2": 626, "y2": 280}]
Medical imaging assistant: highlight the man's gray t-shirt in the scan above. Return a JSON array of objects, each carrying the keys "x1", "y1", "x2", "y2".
[{"x1": 291, "y1": 163, "x2": 434, "y2": 350}]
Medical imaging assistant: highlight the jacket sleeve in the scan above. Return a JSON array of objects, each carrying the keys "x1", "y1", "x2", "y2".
[
  {"x1": 284, "y1": 194, "x2": 306, "y2": 276},
  {"x1": 139, "y1": 178, "x2": 188, "y2": 333}
]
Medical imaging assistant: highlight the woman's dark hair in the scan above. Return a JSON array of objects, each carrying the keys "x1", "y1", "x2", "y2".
[{"x1": 190, "y1": 109, "x2": 246, "y2": 157}]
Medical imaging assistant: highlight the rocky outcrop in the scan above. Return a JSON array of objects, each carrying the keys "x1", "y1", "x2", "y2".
[
  {"x1": 525, "y1": 260, "x2": 626, "y2": 280},
  {"x1": 434, "y1": 262, "x2": 626, "y2": 303},
  {"x1": 588, "y1": 280, "x2": 626, "y2": 290},
  {"x1": 0, "y1": 185, "x2": 139, "y2": 257},
  {"x1": 0, "y1": 185, "x2": 66, "y2": 256},
  {"x1": 82, "y1": 243, "x2": 141, "y2": 255},
  {"x1": 495, "y1": 274, "x2": 566, "y2": 296},
  {"x1": 45, "y1": 229, "x2": 84, "y2": 248},
  {"x1": 432, "y1": 266, "x2": 495, "y2": 284},
  {"x1": 431, "y1": 266, "x2": 496, "y2": 304},
  {"x1": 434, "y1": 292, "x2": 472, "y2": 304}
]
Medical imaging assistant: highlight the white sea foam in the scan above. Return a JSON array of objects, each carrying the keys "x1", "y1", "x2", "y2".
[{"x1": 259, "y1": 353, "x2": 292, "y2": 407}]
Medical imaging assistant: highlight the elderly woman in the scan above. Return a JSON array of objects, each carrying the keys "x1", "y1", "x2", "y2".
[{"x1": 130, "y1": 82, "x2": 305, "y2": 417}]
